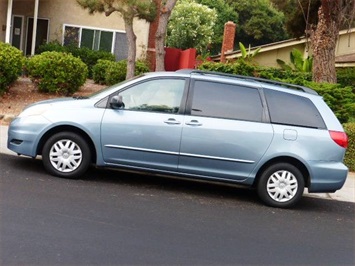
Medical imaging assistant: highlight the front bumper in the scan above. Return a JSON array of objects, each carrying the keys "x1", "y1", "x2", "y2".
[{"x1": 7, "y1": 116, "x2": 51, "y2": 157}]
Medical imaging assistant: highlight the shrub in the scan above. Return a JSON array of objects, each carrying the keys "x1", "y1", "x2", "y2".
[
  {"x1": 92, "y1": 59, "x2": 115, "y2": 84},
  {"x1": 344, "y1": 122, "x2": 355, "y2": 171},
  {"x1": 336, "y1": 68, "x2": 355, "y2": 88},
  {"x1": 105, "y1": 60, "x2": 127, "y2": 85},
  {"x1": 37, "y1": 42, "x2": 115, "y2": 78},
  {"x1": 67, "y1": 46, "x2": 115, "y2": 78},
  {"x1": 0, "y1": 42, "x2": 24, "y2": 94},
  {"x1": 93, "y1": 59, "x2": 150, "y2": 85},
  {"x1": 258, "y1": 67, "x2": 312, "y2": 84},
  {"x1": 231, "y1": 60, "x2": 256, "y2": 76},
  {"x1": 304, "y1": 82, "x2": 355, "y2": 124},
  {"x1": 36, "y1": 41, "x2": 66, "y2": 53},
  {"x1": 198, "y1": 60, "x2": 257, "y2": 76},
  {"x1": 198, "y1": 61, "x2": 241, "y2": 74},
  {"x1": 26, "y1": 51, "x2": 88, "y2": 95},
  {"x1": 198, "y1": 61, "x2": 313, "y2": 81},
  {"x1": 135, "y1": 60, "x2": 150, "y2": 75}
]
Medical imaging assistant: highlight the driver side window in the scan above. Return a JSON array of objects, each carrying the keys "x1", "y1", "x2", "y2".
[{"x1": 119, "y1": 79, "x2": 185, "y2": 114}]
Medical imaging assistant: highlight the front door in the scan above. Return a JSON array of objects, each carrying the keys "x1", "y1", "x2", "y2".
[
  {"x1": 26, "y1": 17, "x2": 49, "y2": 55},
  {"x1": 101, "y1": 78, "x2": 187, "y2": 172},
  {"x1": 11, "y1": 15, "x2": 24, "y2": 51}
]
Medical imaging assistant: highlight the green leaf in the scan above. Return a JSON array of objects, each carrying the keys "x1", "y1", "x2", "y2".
[
  {"x1": 239, "y1": 42, "x2": 247, "y2": 58},
  {"x1": 276, "y1": 59, "x2": 292, "y2": 71}
]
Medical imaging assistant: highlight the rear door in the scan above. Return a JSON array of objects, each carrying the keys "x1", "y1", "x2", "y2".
[{"x1": 178, "y1": 79, "x2": 274, "y2": 181}]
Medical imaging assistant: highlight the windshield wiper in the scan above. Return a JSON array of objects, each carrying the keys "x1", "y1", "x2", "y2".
[{"x1": 73, "y1": 96, "x2": 89, "y2": 99}]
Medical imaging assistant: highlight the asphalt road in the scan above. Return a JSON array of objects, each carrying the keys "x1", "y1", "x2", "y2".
[{"x1": 1, "y1": 153, "x2": 354, "y2": 266}]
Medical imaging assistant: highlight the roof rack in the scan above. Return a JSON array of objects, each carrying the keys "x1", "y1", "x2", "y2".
[{"x1": 176, "y1": 69, "x2": 318, "y2": 95}]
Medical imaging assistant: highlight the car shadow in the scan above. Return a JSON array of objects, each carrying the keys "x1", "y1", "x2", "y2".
[
  {"x1": 3, "y1": 153, "x2": 354, "y2": 213},
  {"x1": 84, "y1": 165, "x2": 261, "y2": 205}
]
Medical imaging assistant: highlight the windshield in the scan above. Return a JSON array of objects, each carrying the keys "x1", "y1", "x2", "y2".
[{"x1": 87, "y1": 75, "x2": 144, "y2": 99}]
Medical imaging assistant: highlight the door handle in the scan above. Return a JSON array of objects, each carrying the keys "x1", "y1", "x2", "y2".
[
  {"x1": 164, "y1": 118, "x2": 181, "y2": 125},
  {"x1": 185, "y1": 120, "x2": 202, "y2": 126}
]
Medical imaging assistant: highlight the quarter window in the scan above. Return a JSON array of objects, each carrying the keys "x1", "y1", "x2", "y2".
[
  {"x1": 190, "y1": 81, "x2": 263, "y2": 122},
  {"x1": 264, "y1": 89, "x2": 326, "y2": 128},
  {"x1": 119, "y1": 79, "x2": 186, "y2": 114}
]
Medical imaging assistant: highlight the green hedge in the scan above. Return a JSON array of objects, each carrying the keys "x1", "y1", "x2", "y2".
[
  {"x1": 26, "y1": 51, "x2": 88, "y2": 95},
  {"x1": 304, "y1": 82, "x2": 355, "y2": 124},
  {"x1": 199, "y1": 62, "x2": 354, "y2": 88},
  {"x1": 337, "y1": 68, "x2": 355, "y2": 88},
  {"x1": 36, "y1": 41, "x2": 67, "y2": 53},
  {"x1": 37, "y1": 42, "x2": 115, "y2": 78},
  {"x1": 92, "y1": 59, "x2": 115, "y2": 84},
  {"x1": 105, "y1": 60, "x2": 127, "y2": 85},
  {"x1": 93, "y1": 59, "x2": 150, "y2": 85},
  {"x1": 344, "y1": 123, "x2": 355, "y2": 171},
  {"x1": 0, "y1": 42, "x2": 24, "y2": 94},
  {"x1": 258, "y1": 67, "x2": 313, "y2": 85},
  {"x1": 198, "y1": 60, "x2": 255, "y2": 76}
]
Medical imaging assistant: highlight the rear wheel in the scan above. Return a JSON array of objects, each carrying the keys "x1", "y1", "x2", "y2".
[
  {"x1": 42, "y1": 132, "x2": 91, "y2": 179},
  {"x1": 257, "y1": 163, "x2": 305, "y2": 208}
]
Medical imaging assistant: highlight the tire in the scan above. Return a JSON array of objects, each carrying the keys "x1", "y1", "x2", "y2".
[
  {"x1": 257, "y1": 163, "x2": 305, "y2": 208},
  {"x1": 42, "y1": 132, "x2": 91, "y2": 179}
]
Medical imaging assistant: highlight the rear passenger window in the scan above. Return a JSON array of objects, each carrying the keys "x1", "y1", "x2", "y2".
[
  {"x1": 191, "y1": 80, "x2": 263, "y2": 122},
  {"x1": 264, "y1": 89, "x2": 326, "y2": 129}
]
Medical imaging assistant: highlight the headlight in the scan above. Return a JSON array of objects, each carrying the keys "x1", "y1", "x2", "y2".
[{"x1": 18, "y1": 104, "x2": 51, "y2": 118}]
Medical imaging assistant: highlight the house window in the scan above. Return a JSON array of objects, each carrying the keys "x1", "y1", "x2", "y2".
[
  {"x1": 63, "y1": 24, "x2": 128, "y2": 60},
  {"x1": 63, "y1": 26, "x2": 79, "y2": 46},
  {"x1": 80, "y1": 29, "x2": 113, "y2": 52}
]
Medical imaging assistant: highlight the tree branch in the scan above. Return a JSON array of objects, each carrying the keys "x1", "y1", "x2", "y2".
[{"x1": 105, "y1": 6, "x2": 116, "y2": 16}]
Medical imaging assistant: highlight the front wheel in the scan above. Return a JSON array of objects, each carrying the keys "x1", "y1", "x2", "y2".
[
  {"x1": 42, "y1": 132, "x2": 91, "y2": 179},
  {"x1": 257, "y1": 163, "x2": 305, "y2": 208}
]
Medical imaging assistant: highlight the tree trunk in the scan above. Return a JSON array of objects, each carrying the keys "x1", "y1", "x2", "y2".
[
  {"x1": 155, "y1": 0, "x2": 177, "y2": 71},
  {"x1": 124, "y1": 15, "x2": 136, "y2": 79},
  {"x1": 311, "y1": 0, "x2": 341, "y2": 83}
]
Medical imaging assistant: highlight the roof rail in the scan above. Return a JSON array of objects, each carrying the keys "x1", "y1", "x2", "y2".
[{"x1": 176, "y1": 69, "x2": 318, "y2": 95}]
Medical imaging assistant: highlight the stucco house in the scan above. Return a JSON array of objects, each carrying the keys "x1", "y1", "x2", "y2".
[
  {"x1": 0, "y1": 0, "x2": 150, "y2": 60},
  {"x1": 213, "y1": 27, "x2": 355, "y2": 68}
]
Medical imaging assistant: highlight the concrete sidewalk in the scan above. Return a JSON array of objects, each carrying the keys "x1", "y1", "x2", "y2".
[{"x1": 1, "y1": 124, "x2": 354, "y2": 203}]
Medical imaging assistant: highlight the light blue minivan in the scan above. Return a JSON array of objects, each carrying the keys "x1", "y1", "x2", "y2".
[{"x1": 7, "y1": 70, "x2": 349, "y2": 208}]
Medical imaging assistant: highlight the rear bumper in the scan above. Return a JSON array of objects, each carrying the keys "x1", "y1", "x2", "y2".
[{"x1": 308, "y1": 161, "x2": 348, "y2": 192}]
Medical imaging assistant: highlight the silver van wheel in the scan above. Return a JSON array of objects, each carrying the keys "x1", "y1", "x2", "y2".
[
  {"x1": 257, "y1": 163, "x2": 305, "y2": 208},
  {"x1": 42, "y1": 132, "x2": 91, "y2": 179},
  {"x1": 49, "y1": 139, "x2": 83, "y2": 173},
  {"x1": 266, "y1": 170, "x2": 298, "y2": 202}
]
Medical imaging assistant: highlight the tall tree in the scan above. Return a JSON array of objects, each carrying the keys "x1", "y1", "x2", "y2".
[
  {"x1": 226, "y1": 0, "x2": 288, "y2": 47},
  {"x1": 195, "y1": 0, "x2": 238, "y2": 54},
  {"x1": 272, "y1": 0, "x2": 355, "y2": 83},
  {"x1": 271, "y1": 0, "x2": 320, "y2": 38},
  {"x1": 155, "y1": 0, "x2": 178, "y2": 71},
  {"x1": 312, "y1": 0, "x2": 355, "y2": 83},
  {"x1": 76, "y1": 0, "x2": 156, "y2": 79}
]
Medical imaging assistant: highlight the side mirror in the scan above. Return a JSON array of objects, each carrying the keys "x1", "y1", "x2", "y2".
[{"x1": 110, "y1": 95, "x2": 125, "y2": 109}]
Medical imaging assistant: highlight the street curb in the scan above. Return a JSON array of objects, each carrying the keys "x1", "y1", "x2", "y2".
[{"x1": 0, "y1": 114, "x2": 16, "y2": 124}]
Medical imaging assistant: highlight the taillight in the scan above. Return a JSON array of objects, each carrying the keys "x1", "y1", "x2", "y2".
[{"x1": 329, "y1": 130, "x2": 348, "y2": 148}]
